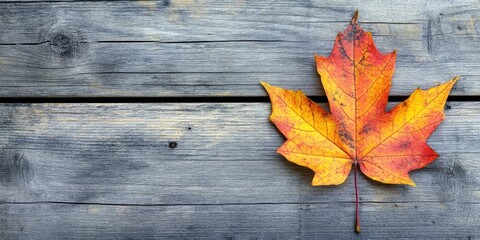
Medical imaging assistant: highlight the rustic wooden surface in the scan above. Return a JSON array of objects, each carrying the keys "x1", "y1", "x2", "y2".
[
  {"x1": 0, "y1": 0, "x2": 479, "y2": 97},
  {"x1": 0, "y1": 0, "x2": 479, "y2": 239}
]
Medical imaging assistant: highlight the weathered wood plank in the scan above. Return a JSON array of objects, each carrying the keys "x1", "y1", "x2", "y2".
[
  {"x1": 0, "y1": 102, "x2": 478, "y2": 205},
  {"x1": 0, "y1": 0, "x2": 478, "y2": 43},
  {"x1": 0, "y1": 202, "x2": 478, "y2": 239},
  {"x1": 0, "y1": 41, "x2": 474, "y2": 97},
  {"x1": 0, "y1": 0, "x2": 478, "y2": 97}
]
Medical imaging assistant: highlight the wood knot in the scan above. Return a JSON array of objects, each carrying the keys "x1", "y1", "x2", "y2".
[
  {"x1": 50, "y1": 33, "x2": 74, "y2": 56},
  {"x1": 43, "y1": 30, "x2": 87, "y2": 59},
  {"x1": 0, "y1": 150, "x2": 34, "y2": 186},
  {"x1": 444, "y1": 162, "x2": 466, "y2": 179}
]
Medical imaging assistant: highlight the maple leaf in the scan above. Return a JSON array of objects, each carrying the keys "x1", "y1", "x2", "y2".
[{"x1": 260, "y1": 11, "x2": 458, "y2": 233}]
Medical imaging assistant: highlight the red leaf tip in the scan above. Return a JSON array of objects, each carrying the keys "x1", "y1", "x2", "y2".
[{"x1": 350, "y1": 10, "x2": 359, "y2": 25}]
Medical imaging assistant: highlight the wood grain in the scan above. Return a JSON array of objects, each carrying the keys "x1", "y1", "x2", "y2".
[
  {"x1": 0, "y1": 102, "x2": 477, "y2": 204},
  {"x1": 0, "y1": 0, "x2": 478, "y2": 238},
  {"x1": 0, "y1": 0, "x2": 478, "y2": 97},
  {"x1": 0, "y1": 102, "x2": 478, "y2": 238},
  {"x1": 0, "y1": 202, "x2": 478, "y2": 239}
]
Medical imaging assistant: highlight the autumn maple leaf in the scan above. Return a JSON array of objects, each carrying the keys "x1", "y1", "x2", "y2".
[{"x1": 261, "y1": 11, "x2": 458, "y2": 233}]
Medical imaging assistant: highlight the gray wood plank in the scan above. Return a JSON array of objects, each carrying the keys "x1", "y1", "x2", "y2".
[
  {"x1": 0, "y1": 0, "x2": 478, "y2": 43},
  {"x1": 0, "y1": 0, "x2": 478, "y2": 97},
  {"x1": 0, "y1": 202, "x2": 478, "y2": 239},
  {"x1": 0, "y1": 102, "x2": 478, "y2": 205}
]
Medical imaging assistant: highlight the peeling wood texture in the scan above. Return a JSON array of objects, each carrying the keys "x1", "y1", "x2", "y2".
[{"x1": 0, "y1": 0, "x2": 479, "y2": 239}]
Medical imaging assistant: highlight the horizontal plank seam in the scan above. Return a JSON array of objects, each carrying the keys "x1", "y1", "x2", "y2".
[
  {"x1": 0, "y1": 39, "x2": 301, "y2": 46},
  {"x1": 0, "y1": 96, "x2": 277, "y2": 103},
  {"x1": 73, "y1": 71, "x2": 298, "y2": 74},
  {"x1": 0, "y1": 96, "x2": 475, "y2": 103},
  {"x1": 1, "y1": 200, "x2": 475, "y2": 206},
  {"x1": 0, "y1": 0, "x2": 137, "y2": 3}
]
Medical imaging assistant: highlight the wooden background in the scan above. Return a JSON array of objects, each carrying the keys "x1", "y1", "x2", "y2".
[{"x1": 0, "y1": 0, "x2": 479, "y2": 239}]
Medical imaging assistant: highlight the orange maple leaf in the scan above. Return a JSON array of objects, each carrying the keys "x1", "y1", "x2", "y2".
[{"x1": 261, "y1": 11, "x2": 458, "y2": 233}]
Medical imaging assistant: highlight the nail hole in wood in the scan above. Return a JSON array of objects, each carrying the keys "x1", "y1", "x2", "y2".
[{"x1": 168, "y1": 141, "x2": 177, "y2": 148}]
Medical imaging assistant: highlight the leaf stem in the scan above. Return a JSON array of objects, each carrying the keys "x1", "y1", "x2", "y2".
[{"x1": 354, "y1": 163, "x2": 360, "y2": 233}]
